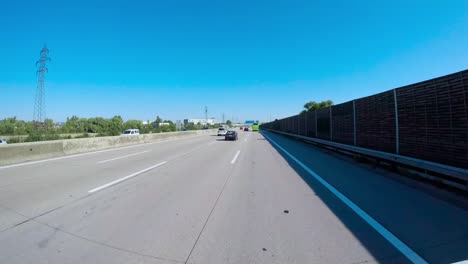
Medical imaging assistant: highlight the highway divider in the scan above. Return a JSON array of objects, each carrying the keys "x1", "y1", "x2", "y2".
[{"x1": 0, "y1": 129, "x2": 216, "y2": 165}]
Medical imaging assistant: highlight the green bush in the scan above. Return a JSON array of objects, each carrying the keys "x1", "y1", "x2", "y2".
[
  {"x1": 5, "y1": 137, "x2": 22, "y2": 144},
  {"x1": 43, "y1": 134, "x2": 60, "y2": 141},
  {"x1": 75, "y1": 133, "x2": 90, "y2": 139},
  {"x1": 25, "y1": 133, "x2": 43, "y2": 142}
]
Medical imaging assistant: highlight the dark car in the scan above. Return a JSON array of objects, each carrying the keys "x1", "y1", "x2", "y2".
[
  {"x1": 244, "y1": 127, "x2": 249, "y2": 131},
  {"x1": 225, "y1": 131, "x2": 238, "y2": 141}
]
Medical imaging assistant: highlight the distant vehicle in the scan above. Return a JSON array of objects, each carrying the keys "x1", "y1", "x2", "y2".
[
  {"x1": 121, "y1": 129, "x2": 140, "y2": 135},
  {"x1": 225, "y1": 131, "x2": 238, "y2": 141},
  {"x1": 252, "y1": 122, "x2": 259, "y2": 131},
  {"x1": 217, "y1": 127, "x2": 227, "y2": 136},
  {"x1": 0, "y1": 139, "x2": 7, "y2": 145},
  {"x1": 244, "y1": 127, "x2": 249, "y2": 131}
]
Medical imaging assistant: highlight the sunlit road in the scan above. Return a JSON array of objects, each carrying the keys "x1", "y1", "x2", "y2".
[{"x1": 0, "y1": 130, "x2": 467, "y2": 264}]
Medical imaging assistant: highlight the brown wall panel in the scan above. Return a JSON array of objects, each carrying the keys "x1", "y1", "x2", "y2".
[
  {"x1": 306, "y1": 111, "x2": 316, "y2": 138},
  {"x1": 298, "y1": 114, "x2": 307, "y2": 136},
  {"x1": 397, "y1": 71, "x2": 468, "y2": 169},
  {"x1": 355, "y1": 90, "x2": 396, "y2": 153},
  {"x1": 316, "y1": 108, "x2": 331, "y2": 140},
  {"x1": 331, "y1": 101, "x2": 354, "y2": 145}
]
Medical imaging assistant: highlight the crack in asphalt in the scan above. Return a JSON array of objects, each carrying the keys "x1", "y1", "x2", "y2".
[
  {"x1": 183, "y1": 142, "x2": 242, "y2": 264},
  {"x1": 1, "y1": 136, "x2": 217, "y2": 233},
  {"x1": 0, "y1": 205, "x2": 185, "y2": 263},
  {"x1": 0, "y1": 136, "x2": 221, "y2": 262},
  {"x1": 35, "y1": 219, "x2": 185, "y2": 264}
]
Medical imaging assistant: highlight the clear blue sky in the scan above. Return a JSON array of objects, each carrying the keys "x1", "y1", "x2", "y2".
[{"x1": 2, "y1": 0, "x2": 468, "y2": 122}]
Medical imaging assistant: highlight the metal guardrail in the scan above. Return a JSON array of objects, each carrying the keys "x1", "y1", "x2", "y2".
[{"x1": 263, "y1": 129, "x2": 468, "y2": 191}]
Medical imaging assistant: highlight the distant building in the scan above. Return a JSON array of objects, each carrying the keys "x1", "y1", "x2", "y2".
[
  {"x1": 142, "y1": 120, "x2": 150, "y2": 128},
  {"x1": 151, "y1": 121, "x2": 171, "y2": 128},
  {"x1": 54, "y1": 122, "x2": 66, "y2": 128},
  {"x1": 184, "y1": 118, "x2": 216, "y2": 126}
]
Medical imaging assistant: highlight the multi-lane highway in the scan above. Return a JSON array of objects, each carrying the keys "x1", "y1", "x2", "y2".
[{"x1": 0, "y1": 130, "x2": 467, "y2": 264}]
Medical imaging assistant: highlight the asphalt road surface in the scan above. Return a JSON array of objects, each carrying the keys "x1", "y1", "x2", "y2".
[{"x1": 0, "y1": 130, "x2": 467, "y2": 264}]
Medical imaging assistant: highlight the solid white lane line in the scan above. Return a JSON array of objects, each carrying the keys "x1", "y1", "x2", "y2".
[
  {"x1": 262, "y1": 133, "x2": 428, "y2": 264},
  {"x1": 88, "y1": 161, "x2": 167, "y2": 193},
  {"x1": 231, "y1": 150, "x2": 241, "y2": 164},
  {"x1": 0, "y1": 134, "x2": 206, "y2": 170},
  {"x1": 208, "y1": 141, "x2": 216, "y2": 145},
  {"x1": 97, "y1": 150, "x2": 151, "y2": 164}
]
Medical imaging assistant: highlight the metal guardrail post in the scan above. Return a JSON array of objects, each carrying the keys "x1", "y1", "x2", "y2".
[
  {"x1": 353, "y1": 100, "x2": 357, "y2": 146},
  {"x1": 393, "y1": 89, "x2": 400, "y2": 154}
]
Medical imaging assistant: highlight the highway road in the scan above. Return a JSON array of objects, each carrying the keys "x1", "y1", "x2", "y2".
[{"x1": 0, "y1": 130, "x2": 467, "y2": 264}]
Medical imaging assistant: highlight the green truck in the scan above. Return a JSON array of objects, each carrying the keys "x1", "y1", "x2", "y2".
[{"x1": 252, "y1": 122, "x2": 259, "y2": 131}]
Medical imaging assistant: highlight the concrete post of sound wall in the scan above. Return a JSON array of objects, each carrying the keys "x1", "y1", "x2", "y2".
[
  {"x1": 393, "y1": 89, "x2": 400, "y2": 155},
  {"x1": 353, "y1": 100, "x2": 357, "y2": 146}
]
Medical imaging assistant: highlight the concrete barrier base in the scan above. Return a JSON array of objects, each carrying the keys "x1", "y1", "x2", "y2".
[{"x1": 0, "y1": 130, "x2": 216, "y2": 166}]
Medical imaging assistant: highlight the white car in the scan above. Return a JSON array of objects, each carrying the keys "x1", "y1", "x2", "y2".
[
  {"x1": 217, "y1": 127, "x2": 227, "y2": 136},
  {"x1": 0, "y1": 139, "x2": 7, "y2": 145},
  {"x1": 121, "y1": 129, "x2": 140, "y2": 135}
]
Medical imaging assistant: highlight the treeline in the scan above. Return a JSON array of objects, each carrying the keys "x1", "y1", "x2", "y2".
[
  {"x1": 60, "y1": 116, "x2": 155, "y2": 136},
  {"x1": 300, "y1": 100, "x2": 333, "y2": 114},
  {"x1": 0, "y1": 116, "x2": 218, "y2": 143}
]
